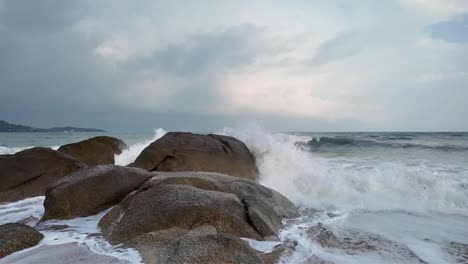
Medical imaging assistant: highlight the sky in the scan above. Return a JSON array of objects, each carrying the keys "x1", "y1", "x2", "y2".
[{"x1": 0, "y1": 0, "x2": 467, "y2": 132}]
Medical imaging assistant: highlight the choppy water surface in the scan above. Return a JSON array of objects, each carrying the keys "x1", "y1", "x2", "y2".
[{"x1": 1, "y1": 129, "x2": 468, "y2": 263}]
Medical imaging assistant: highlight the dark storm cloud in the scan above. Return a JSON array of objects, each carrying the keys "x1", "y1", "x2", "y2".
[
  {"x1": 119, "y1": 24, "x2": 266, "y2": 113},
  {"x1": 0, "y1": 0, "x2": 82, "y2": 33},
  {"x1": 1, "y1": 1, "x2": 467, "y2": 132},
  {"x1": 0, "y1": 1, "x2": 268, "y2": 130},
  {"x1": 127, "y1": 24, "x2": 262, "y2": 76}
]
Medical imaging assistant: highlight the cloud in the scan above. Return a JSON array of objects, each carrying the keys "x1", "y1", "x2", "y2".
[{"x1": 0, "y1": 0, "x2": 467, "y2": 131}]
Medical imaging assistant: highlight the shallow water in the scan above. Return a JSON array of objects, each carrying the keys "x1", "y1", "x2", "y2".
[{"x1": 1, "y1": 127, "x2": 468, "y2": 263}]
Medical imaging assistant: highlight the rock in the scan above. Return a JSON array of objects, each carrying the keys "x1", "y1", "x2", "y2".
[
  {"x1": 0, "y1": 147, "x2": 86, "y2": 203},
  {"x1": 99, "y1": 183, "x2": 262, "y2": 243},
  {"x1": 129, "y1": 132, "x2": 258, "y2": 181},
  {"x1": 259, "y1": 245, "x2": 285, "y2": 264},
  {"x1": 446, "y1": 241, "x2": 468, "y2": 263},
  {"x1": 244, "y1": 196, "x2": 283, "y2": 239},
  {"x1": 150, "y1": 171, "x2": 298, "y2": 219},
  {"x1": 128, "y1": 228, "x2": 263, "y2": 264},
  {"x1": 306, "y1": 224, "x2": 424, "y2": 263},
  {"x1": 99, "y1": 171, "x2": 298, "y2": 244},
  {"x1": 0, "y1": 223, "x2": 43, "y2": 258},
  {"x1": 58, "y1": 136, "x2": 127, "y2": 166},
  {"x1": 42, "y1": 165, "x2": 152, "y2": 220}
]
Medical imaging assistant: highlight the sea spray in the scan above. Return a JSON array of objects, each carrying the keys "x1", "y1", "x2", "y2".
[
  {"x1": 221, "y1": 126, "x2": 468, "y2": 215},
  {"x1": 2, "y1": 128, "x2": 468, "y2": 263},
  {"x1": 114, "y1": 128, "x2": 167, "y2": 166}
]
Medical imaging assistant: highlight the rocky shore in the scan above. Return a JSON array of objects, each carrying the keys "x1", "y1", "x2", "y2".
[{"x1": 0, "y1": 132, "x2": 298, "y2": 263}]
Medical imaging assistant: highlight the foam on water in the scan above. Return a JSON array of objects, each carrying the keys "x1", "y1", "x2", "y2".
[
  {"x1": 0, "y1": 145, "x2": 59, "y2": 154},
  {"x1": 0, "y1": 146, "x2": 33, "y2": 154},
  {"x1": 221, "y1": 126, "x2": 468, "y2": 216},
  {"x1": 221, "y1": 126, "x2": 468, "y2": 263},
  {"x1": 241, "y1": 238, "x2": 282, "y2": 253},
  {"x1": 0, "y1": 196, "x2": 45, "y2": 225},
  {"x1": 0, "y1": 196, "x2": 142, "y2": 263},
  {"x1": 2, "y1": 127, "x2": 468, "y2": 263},
  {"x1": 114, "y1": 128, "x2": 167, "y2": 166}
]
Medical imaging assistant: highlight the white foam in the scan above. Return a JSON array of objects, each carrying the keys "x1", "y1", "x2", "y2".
[
  {"x1": 115, "y1": 128, "x2": 167, "y2": 166},
  {"x1": 37, "y1": 211, "x2": 142, "y2": 263},
  {"x1": 221, "y1": 126, "x2": 468, "y2": 216},
  {"x1": 241, "y1": 238, "x2": 282, "y2": 253},
  {"x1": 0, "y1": 146, "x2": 32, "y2": 154},
  {"x1": 0, "y1": 196, "x2": 45, "y2": 226},
  {"x1": 277, "y1": 209, "x2": 468, "y2": 264},
  {"x1": 0, "y1": 145, "x2": 59, "y2": 155},
  {"x1": 0, "y1": 197, "x2": 142, "y2": 263}
]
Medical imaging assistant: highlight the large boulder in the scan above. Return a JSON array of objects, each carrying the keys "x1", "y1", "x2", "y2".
[
  {"x1": 129, "y1": 132, "x2": 258, "y2": 181},
  {"x1": 149, "y1": 171, "x2": 298, "y2": 221},
  {"x1": 58, "y1": 136, "x2": 127, "y2": 166},
  {"x1": 0, "y1": 223, "x2": 43, "y2": 258},
  {"x1": 99, "y1": 171, "x2": 298, "y2": 244},
  {"x1": 128, "y1": 227, "x2": 263, "y2": 264},
  {"x1": 99, "y1": 183, "x2": 262, "y2": 243},
  {"x1": 42, "y1": 165, "x2": 152, "y2": 220},
  {"x1": 0, "y1": 147, "x2": 86, "y2": 203}
]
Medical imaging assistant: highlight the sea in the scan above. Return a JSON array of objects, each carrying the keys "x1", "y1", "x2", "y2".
[{"x1": 1, "y1": 127, "x2": 467, "y2": 263}]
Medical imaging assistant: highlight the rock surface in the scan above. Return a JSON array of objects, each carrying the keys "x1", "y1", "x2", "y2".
[
  {"x1": 58, "y1": 136, "x2": 127, "y2": 166},
  {"x1": 446, "y1": 241, "x2": 468, "y2": 263},
  {"x1": 0, "y1": 223, "x2": 43, "y2": 258},
  {"x1": 99, "y1": 172, "x2": 298, "y2": 244},
  {"x1": 0, "y1": 147, "x2": 86, "y2": 202},
  {"x1": 129, "y1": 132, "x2": 258, "y2": 181},
  {"x1": 42, "y1": 165, "x2": 152, "y2": 220},
  {"x1": 306, "y1": 224, "x2": 425, "y2": 263},
  {"x1": 100, "y1": 183, "x2": 262, "y2": 243},
  {"x1": 127, "y1": 227, "x2": 263, "y2": 264}
]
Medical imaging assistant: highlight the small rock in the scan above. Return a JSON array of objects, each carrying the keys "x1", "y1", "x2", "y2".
[{"x1": 0, "y1": 223, "x2": 43, "y2": 258}]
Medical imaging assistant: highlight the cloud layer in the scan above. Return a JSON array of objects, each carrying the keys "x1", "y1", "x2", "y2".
[{"x1": 1, "y1": 0, "x2": 467, "y2": 131}]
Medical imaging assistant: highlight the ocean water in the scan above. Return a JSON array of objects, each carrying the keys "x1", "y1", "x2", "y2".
[{"x1": 1, "y1": 128, "x2": 468, "y2": 263}]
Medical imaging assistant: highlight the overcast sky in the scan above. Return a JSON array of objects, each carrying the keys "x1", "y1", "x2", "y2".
[{"x1": 1, "y1": 0, "x2": 467, "y2": 132}]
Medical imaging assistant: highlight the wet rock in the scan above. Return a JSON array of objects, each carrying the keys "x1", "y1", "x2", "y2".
[
  {"x1": 244, "y1": 196, "x2": 283, "y2": 239},
  {"x1": 307, "y1": 223, "x2": 376, "y2": 252},
  {"x1": 259, "y1": 245, "x2": 286, "y2": 264},
  {"x1": 99, "y1": 172, "x2": 297, "y2": 244},
  {"x1": 128, "y1": 228, "x2": 263, "y2": 264},
  {"x1": 58, "y1": 136, "x2": 127, "y2": 166},
  {"x1": 99, "y1": 183, "x2": 262, "y2": 243},
  {"x1": 129, "y1": 132, "x2": 258, "y2": 181},
  {"x1": 446, "y1": 241, "x2": 468, "y2": 263},
  {"x1": 0, "y1": 147, "x2": 86, "y2": 203},
  {"x1": 306, "y1": 224, "x2": 425, "y2": 263},
  {"x1": 0, "y1": 223, "x2": 43, "y2": 258},
  {"x1": 42, "y1": 165, "x2": 152, "y2": 220},
  {"x1": 149, "y1": 171, "x2": 298, "y2": 219}
]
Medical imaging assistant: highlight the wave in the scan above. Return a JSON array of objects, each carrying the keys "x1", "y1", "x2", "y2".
[
  {"x1": 114, "y1": 128, "x2": 167, "y2": 166},
  {"x1": 299, "y1": 136, "x2": 468, "y2": 152},
  {"x1": 3, "y1": 127, "x2": 468, "y2": 216},
  {"x1": 0, "y1": 145, "x2": 59, "y2": 155},
  {"x1": 221, "y1": 126, "x2": 468, "y2": 216}
]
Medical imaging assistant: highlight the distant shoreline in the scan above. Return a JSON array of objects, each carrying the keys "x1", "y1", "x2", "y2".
[{"x1": 0, "y1": 120, "x2": 106, "y2": 133}]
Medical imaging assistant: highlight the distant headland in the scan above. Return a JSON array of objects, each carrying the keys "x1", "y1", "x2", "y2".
[{"x1": 0, "y1": 120, "x2": 106, "y2": 132}]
